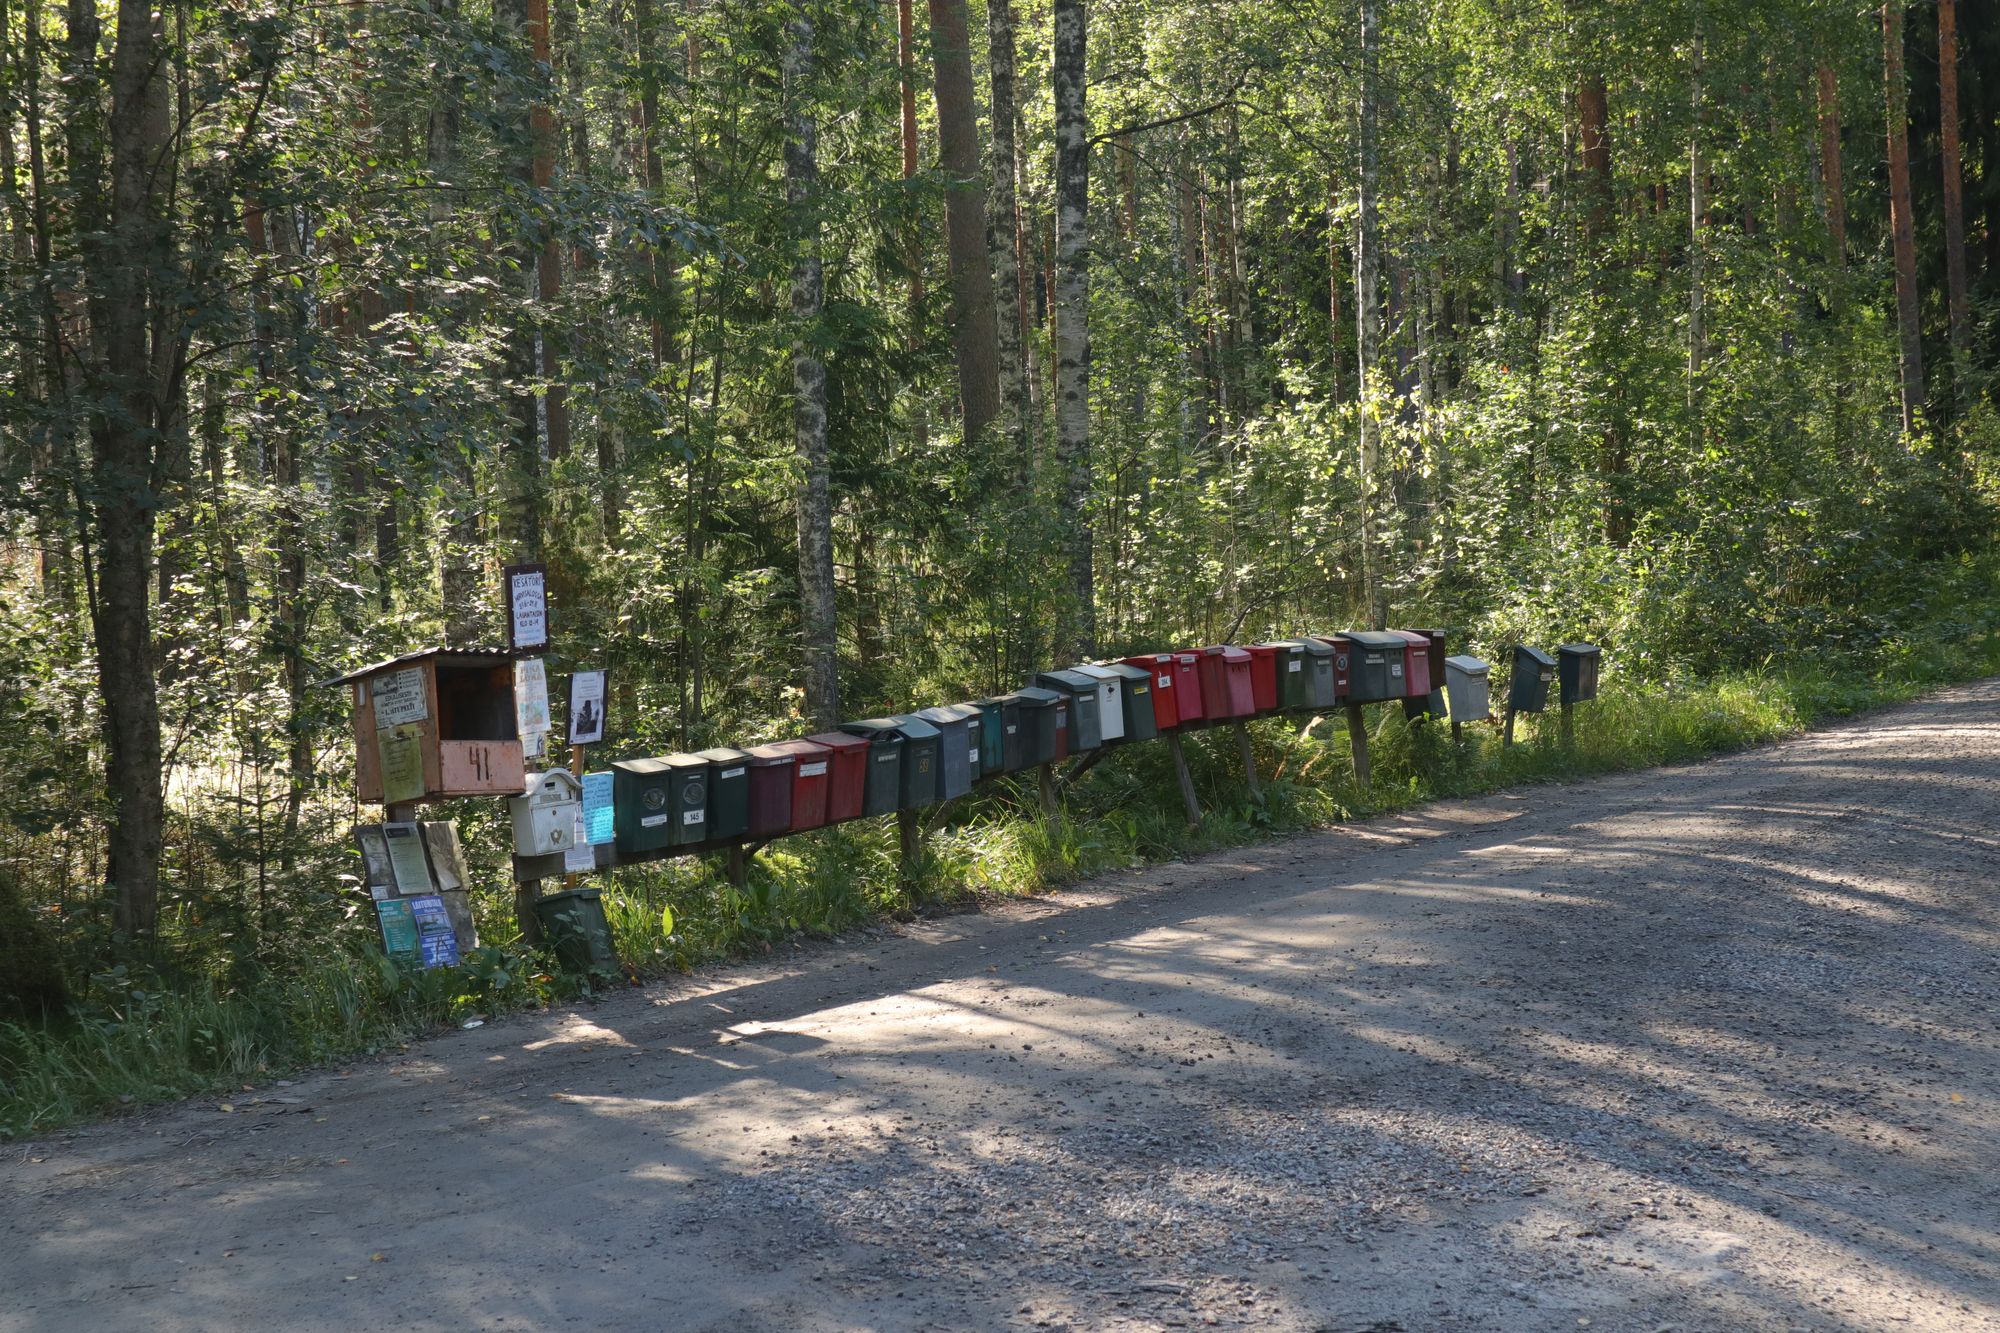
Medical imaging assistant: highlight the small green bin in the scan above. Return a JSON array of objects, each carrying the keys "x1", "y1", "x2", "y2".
[{"x1": 534, "y1": 887, "x2": 618, "y2": 974}]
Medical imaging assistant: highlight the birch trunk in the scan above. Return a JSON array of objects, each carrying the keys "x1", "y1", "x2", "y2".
[
  {"x1": 786, "y1": 6, "x2": 839, "y2": 728},
  {"x1": 1053, "y1": 0, "x2": 1093, "y2": 657}
]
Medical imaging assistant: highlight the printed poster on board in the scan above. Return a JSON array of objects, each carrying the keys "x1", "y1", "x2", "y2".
[
  {"x1": 408, "y1": 894, "x2": 461, "y2": 968},
  {"x1": 580, "y1": 771, "x2": 615, "y2": 845},
  {"x1": 377, "y1": 724, "x2": 425, "y2": 804},
  {"x1": 568, "y1": 670, "x2": 606, "y2": 745},
  {"x1": 514, "y1": 657, "x2": 551, "y2": 739},
  {"x1": 383, "y1": 822, "x2": 435, "y2": 895},
  {"x1": 504, "y1": 563, "x2": 549, "y2": 652},
  {"x1": 371, "y1": 667, "x2": 428, "y2": 728},
  {"x1": 375, "y1": 898, "x2": 421, "y2": 965}
]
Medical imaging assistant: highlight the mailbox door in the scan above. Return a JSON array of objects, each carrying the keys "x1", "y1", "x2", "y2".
[
  {"x1": 1172, "y1": 653, "x2": 1206, "y2": 724},
  {"x1": 1015, "y1": 689, "x2": 1059, "y2": 766},
  {"x1": 916, "y1": 708, "x2": 974, "y2": 800},
  {"x1": 1274, "y1": 643, "x2": 1309, "y2": 711},
  {"x1": 781, "y1": 742, "x2": 831, "y2": 830},
  {"x1": 1223, "y1": 651, "x2": 1256, "y2": 717},
  {"x1": 666, "y1": 759, "x2": 712, "y2": 847},
  {"x1": 1194, "y1": 651, "x2": 1230, "y2": 720},
  {"x1": 891, "y1": 719, "x2": 941, "y2": 810},
  {"x1": 861, "y1": 737, "x2": 904, "y2": 816},
  {"x1": 805, "y1": 732, "x2": 869, "y2": 823},
  {"x1": 1106, "y1": 664, "x2": 1158, "y2": 742},
  {"x1": 746, "y1": 746, "x2": 797, "y2": 837},
  {"x1": 697, "y1": 749, "x2": 751, "y2": 842},
  {"x1": 1509, "y1": 647, "x2": 1555, "y2": 713},
  {"x1": 999, "y1": 697, "x2": 1027, "y2": 772},
  {"x1": 973, "y1": 701, "x2": 1005, "y2": 774},
  {"x1": 1317, "y1": 635, "x2": 1354, "y2": 701},
  {"x1": 1247, "y1": 645, "x2": 1281, "y2": 714},
  {"x1": 613, "y1": 758, "x2": 676, "y2": 855},
  {"x1": 1066, "y1": 688, "x2": 1100, "y2": 752}
]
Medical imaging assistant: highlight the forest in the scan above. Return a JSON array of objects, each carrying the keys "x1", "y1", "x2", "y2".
[{"x1": 1, "y1": 0, "x2": 1998, "y2": 1120}]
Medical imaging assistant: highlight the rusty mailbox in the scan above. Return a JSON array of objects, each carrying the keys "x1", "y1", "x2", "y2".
[{"x1": 330, "y1": 648, "x2": 526, "y2": 805}]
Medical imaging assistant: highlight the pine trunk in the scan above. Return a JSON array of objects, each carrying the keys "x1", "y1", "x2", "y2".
[
  {"x1": 926, "y1": 0, "x2": 1000, "y2": 441},
  {"x1": 786, "y1": 6, "x2": 839, "y2": 729},
  {"x1": 1882, "y1": 1, "x2": 1924, "y2": 435},
  {"x1": 1938, "y1": 0, "x2": 1969, "y2": 376},
  {"x1": 1815, "y1": 62, "x2": 1846, "y2": 279},
  {"x1": 986, "y1": 0, "x2": 1029, "y2": 475},
  {"x1": 1053, "y1": 0, "x2": 1093, "y2": 658}
]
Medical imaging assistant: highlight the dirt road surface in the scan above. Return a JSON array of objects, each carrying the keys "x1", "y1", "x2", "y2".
[{"x1": 6, "y1": 683, "x2": 1999, "y2": 1332}]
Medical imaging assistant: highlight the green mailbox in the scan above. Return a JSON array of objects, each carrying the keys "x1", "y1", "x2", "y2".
[
  {"x1": 1559, "y1": 643, "x2": 1602, "y2": 705},
  {"x1": 915, "y1": 704, "x2": 982, "y2": 800},
  {"x1": 694, "y1": 747, "x2": 751, "y2": 842},
  {"x1": 1035, "y1": 669, "x2": 1103, "y2": 753},
  {"x1": 1281, "y1": 638, "x2": 1338, "y2": 709},
  {"x1": 975, "y1": 695, "x2": 1025, "y2": 774},
  {"x1": 533, "y1": 887, "x2": 618, "y2": 973},
  {"x1": 1101, "y1": 662, "x2": 1158, "y2": 742},
  {"x1": 838, "y1": 719, "x2": 909, "y2": 816},
  {"x1": 1014, "y1": 686, "x2": 1063, "y2": 766},
  {"x1": 885, "y1": 715, "x2": 943, "y2": 809},
  {"x1": 1339, "y1": 631, "x2": 1407, "y2": 704},
  {"x1": 1269, "y1": 640, "x2": 1309, "y2": 710},
  {"x1": 613, "y1": 753, "x2": 710, "y2": 854},
  {"x1": 1509, "y1": 644, "x2": 1557, "y2": 713}
]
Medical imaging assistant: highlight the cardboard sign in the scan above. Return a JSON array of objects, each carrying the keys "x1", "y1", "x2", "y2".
[
  {"x1": 504, "y1": 563, "x2": 549, "y2": 652},
  {"x1": 383, "y1": 822, "x2": 435, "y2": 894},
  {"x1": 354, "y1": 824, "x2": 394, "y2": 892},
  {"x1": 422, "y1": 821, "x2": 469, "y2": 893},
  {"x1": 375, "y1": 899, "x2": 421, "y2": 965},
  {"x1": 372, "y1": 667, "x2": 428, "y2": 727},
  {"x1": 377, "y1": 724, "x2": 425, "y2": 804},
  {"x1": 568, "y1": 670, "x2": 606, "y2": 745},
  {"x1": 514, "y1": 657, "x2": 551, "y2": 737},
  {"x1": 581, "y1": 771, "x2": 615, "y2": 844}
]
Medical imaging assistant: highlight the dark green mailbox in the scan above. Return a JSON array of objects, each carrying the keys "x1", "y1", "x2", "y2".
[
  {"x1": 838, "y1": 719, "x2": 906, "y2": 816},
  {"x1": 613, "y1": 753, "x2": 710, "y2": 854},
  {"x1": 915, "y1": 704, "x2": 982, "y2": 800},
  {"x1": 1270, "y1": 640, "x2": 1309, "y2": 710},
  {"x1": 1282, "y1": 638, "x2": 1338, "y2": 709},
  {"x1": 694, "y1": 747, "x2": 751, "y2": 842},
  {"x1": 1510, "y1": 644, "x2": 1558, "y2": 713},
  {"x1": 884, "y1": 715, "x2": 943, "y2": 809},
  {"x1": 1340, "y1": 631, "x2": 1407, "y2": 704},
  {"x1": 975, "y1": 695, "x2": 1025, "y2": 774},
  {"x1": 1035, "y1": 669, "x2": 1103, "y2": 753},
  {"x1": 1101, "y1": 663, "x2": 1159, "y2": 742},
  {"x1": 1558, "y1": 643, "x2": 1601, "y2": 705},
  {"x1": 1014, "y1": 686, "x2": 1062, "y2": 766},
  {"x1": 533, "y1": 887, "x2": 618, "y2": 973}
]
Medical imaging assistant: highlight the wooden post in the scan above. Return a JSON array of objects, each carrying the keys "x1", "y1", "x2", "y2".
[
  {"x1": 1234, "y1": 722, "x2": 1260, "y2": 796},
  {"x1": 725, "y1": 845, "x2": 747, "y2": 888},
  {"x1": 897, "y1": 808, "x2": 921, "y2": 891},
  {"x1": 562, "y1": 741, "x2": 587, "y2": 889},
  {"x1": 1345, "y1": 703, "x2": 1371, "y2": 788},
  {"x1": 1451, "y1": 717, "x2": 1463, "y2": 745},
  {"x1": 1503, "y1": 705, "x2": 1518, "y2": 747},
  {"x1": 1561, "y1": 700, "x2": 1574, "y2": 749},
  {"x1": 1165, "y1": 731, "x2": 1202, "y2": 827},
  {"x1": 1038, "y1": 764, "x2": 1058, "y2": 816}
]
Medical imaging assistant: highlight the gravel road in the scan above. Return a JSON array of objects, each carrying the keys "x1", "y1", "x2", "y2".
[{"x1": 6, "y1": 682, "x2": 2000, "y2": 1332}]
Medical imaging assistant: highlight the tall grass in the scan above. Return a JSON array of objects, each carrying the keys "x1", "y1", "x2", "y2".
[{"x1": 6, "y1": 602, "x2": 1998, "y2": 1140}]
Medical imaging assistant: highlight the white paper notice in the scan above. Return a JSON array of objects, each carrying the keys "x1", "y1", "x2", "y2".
[
  {"x1": 372, "y1": 667, "x2": 428, "y2": 727},
  {"x1": 515, "y1": 658, "x2": 551, "y2": 737},
  {"x1": 508, "y1": 565, "x2": 548, "y2": 651},
  {"x1": 568, "y1": 670, "x2": 606, "y2": 745}
]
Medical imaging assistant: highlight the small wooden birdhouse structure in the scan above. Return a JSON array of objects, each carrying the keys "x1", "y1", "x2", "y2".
[{"x1": 327, "y1": 648, "x2": 527, "y2": 806}]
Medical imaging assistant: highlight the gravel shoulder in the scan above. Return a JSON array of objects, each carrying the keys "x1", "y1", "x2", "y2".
[{"x1": 6, "y1": 682, "x2": 2000, "y2": 1333}]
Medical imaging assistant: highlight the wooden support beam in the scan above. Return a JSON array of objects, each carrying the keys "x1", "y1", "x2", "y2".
[
  {"x1": 1038, "y1": 764, "x2": 1059, "y2": 816},
  {"x1": 1503, "y1": 705, "x2": 1518, "y2": 747},
  {"x1": 1165, "y1": 731, "x2": 1202, "y2": 827},
  {"x1": 1234, "y1": 722, "x2": 1260, "y2": 795},
  {"x1": 1560, "y1": 700, "x2": 1574, "y2": 749},
  {"x1": 725, "y1": 845, "x2": 747, "y2": 888},
  {"x1": 1057, "y1": 747, "x2": 1107, "y2": 792},
  {"x1": 898, "y1": 808, "x2": 921, "y2": 889},
  {"x1": 1345, "y1": 704, "x2": 1371, "y2": 788}
]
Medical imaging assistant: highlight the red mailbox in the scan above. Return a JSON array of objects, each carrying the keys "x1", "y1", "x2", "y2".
[
  {"x1": 744, "y1": 744, "x2": 797, "y2": 838},
  {"x1": 1311, "y1": 633, "x2": 1353, "y2": 701},
  {"x1": 1390, "y1": 631, "x2": 1434, "y2": 698},
  {"x1": 805, "y1": 731, "x2": 869, "y2": 825},
  {"x1": 1123, "y1": 654, "x2": 1181, "y2": 732},
  {"x1": 1197, "y1": 646, "x2": 1256, "y2": 719},
  {"x1": 1172, "y1": 652, "x2": 1206, "y2": 726},
  {"x1": 1247, "y1": 644, "x2": 1283, "y2": 714}
]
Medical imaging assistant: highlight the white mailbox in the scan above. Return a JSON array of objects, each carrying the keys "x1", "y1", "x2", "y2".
[{"x1": 509, "y1": 768, "x2": 584, "y2": 857}]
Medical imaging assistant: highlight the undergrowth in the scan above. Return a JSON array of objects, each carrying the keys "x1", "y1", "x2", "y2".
[{"x1": 6, "y1": 577, "x2": 1999, "y2": 1140}]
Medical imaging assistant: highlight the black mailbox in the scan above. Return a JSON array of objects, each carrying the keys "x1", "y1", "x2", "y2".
[
  {"x1": 1014, "y1": 686, "x2": 1063, "y2": 766},
  {"x1": 1509, "y1": 645, "x2": 1558, "y2": 713},
  {"x1": 1035, "y1": 669, "x2": 1104, "y2": 753},
  {"x1": 838, "y1": 719, "x2": 907, "y2": 816},
  {"x1": 1338, "y1": 631, "x2": 1407, "y2": 704},
  {"x1": 1558, "y1": 643, "x2": 1602, "y2": 705}
]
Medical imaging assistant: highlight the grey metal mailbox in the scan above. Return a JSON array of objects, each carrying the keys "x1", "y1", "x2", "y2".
[
  {"x1": 1339, "y1": 631, "x2": 1407, "y2": 704},
  {"x1": 915, "y1": 703, "x2": 983, "y2": 800},
  {"x1": 1034, "y1": 669, "x2": 1103, "y2": 753},
  {"x1": 1071, "y1": 664, "x2": 1126, "y2": 742},
  {"x1": 1444, "y1": 654, "x2": 1491, "y2": 721},
  {"x1": 1509, "y1": 645, "x2": 1557, "y2": 713},
  {"x1": 1559, "y1": 643, "x2": 1602, "y2": 705}
]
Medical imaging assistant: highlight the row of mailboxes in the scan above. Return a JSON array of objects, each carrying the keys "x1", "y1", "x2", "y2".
[{"x1": 1508, "y1": 643, "x2": 1601, "y2": 713}]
